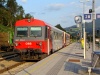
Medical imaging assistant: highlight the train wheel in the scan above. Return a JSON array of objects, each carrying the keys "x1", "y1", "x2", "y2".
[
  {"x1": 34, "y1": 54, "x2": 38, "y2": 60},
  {"x1": 44, "y1": 54, "x2": 48, "y2": 58},
  {"x1": 50, "y1": 49, "x2": 53, "y2": 54},
  {"x1": 40, "y1": 54, "x2": 48, "y2": 60}
]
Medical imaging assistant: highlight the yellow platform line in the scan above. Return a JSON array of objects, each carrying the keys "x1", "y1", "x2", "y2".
[{"x1": 25, "y1": 54, "x2": 58, "y2": 75}]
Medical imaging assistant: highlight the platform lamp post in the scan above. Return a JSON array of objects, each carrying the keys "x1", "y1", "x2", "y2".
[
  {"x1": 80, "y1": 0, "x2": 90, "y2": 59},
  {"x1": 89, "y1": 0, "x2": 96, "y2": 52},
  {"x1": 92, "y1": 0, "x2": 96, "y2": 52}
]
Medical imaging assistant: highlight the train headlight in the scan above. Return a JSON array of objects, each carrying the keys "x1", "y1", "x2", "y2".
[
  {"x1": 39, "y1": 42, "x2": 42, "y2": 46},
  {"x1": 15, "y1": 43, "x2": 18, "y2": 46}
]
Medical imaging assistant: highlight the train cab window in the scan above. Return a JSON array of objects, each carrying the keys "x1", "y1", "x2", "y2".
[
  {"x1": 16, "y1": 27, "x2": 28, "y2": 37},
  {"x1": 30, "y1": 27, "x2": 42, "y2": 37}
]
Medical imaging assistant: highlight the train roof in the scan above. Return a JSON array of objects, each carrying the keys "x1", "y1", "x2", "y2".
[
  {"x1": 15, "y1": 18, "x2": 48, "y2": 26},
  {"x1": 15, "y1": 18, "x2": 65, "y2": 33}
]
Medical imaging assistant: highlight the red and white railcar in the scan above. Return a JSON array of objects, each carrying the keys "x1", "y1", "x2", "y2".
[{"x1": 14, "y1": 18, "x2": 70, "y2": 60}]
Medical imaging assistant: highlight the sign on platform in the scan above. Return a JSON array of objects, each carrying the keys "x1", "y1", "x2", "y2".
[
  {"x1": 96, "y1": 14, "x2": 100, "y2": 19},
  {"x1": 84, "y1": 14, "x2": 91, "y2": 20}
]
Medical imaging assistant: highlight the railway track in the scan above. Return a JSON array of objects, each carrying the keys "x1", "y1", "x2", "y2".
[
  {"x1": 0, "y1": 51, "x2": 46, "y2": 74},
  {"x1": 0, "y1": 56, "x2": 34, "y2": 75},
  {"x1": 0, "y1": 52, "x2": 54, "y2": 74},
  {"x1": 0, "y1": 50, "x2": 26, "y2": 74},
  {"x1": 0, "y1": 52, "x2": 18, "y2": 61},
  {"x1": 0, "y1": 56, "x2": 36, "y2": 75},
  {"x1": 0, "y1": 45, "x2": 67, "y2": 75},
  {"x1": 0, "y1": 51, "x2": 16, "y2": 57},
  {"x1": 0, "y1": 61, "x2": 25, "y2": 74},
  {"x1": 1, "y1": 62, "x2": 35, "y2": 75}
]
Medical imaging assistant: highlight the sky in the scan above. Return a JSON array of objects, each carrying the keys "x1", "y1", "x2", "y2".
[{"x1": 16, "y1": 0, "x2": 100, "y2": 28}]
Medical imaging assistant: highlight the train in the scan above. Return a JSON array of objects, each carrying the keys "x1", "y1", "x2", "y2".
[
  {"x1": 0, "y1": 32, "x2": 14, "y2": 51},
  {"x1": 13, "y1": 18, "x2": 70, "y2": 60}
]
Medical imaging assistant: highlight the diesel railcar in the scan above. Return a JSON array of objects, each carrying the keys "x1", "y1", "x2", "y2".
[{"x1": 14, "y1": 18, "x2": 70, "y2": 60}]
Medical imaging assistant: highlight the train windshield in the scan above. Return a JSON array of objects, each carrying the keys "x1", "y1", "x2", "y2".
[
  {"x1": 30, "y1": 27, "x2": 42, "y2": 37},
  {"x1": 16, "y1": 27, "x2": 28, "y2": 37}
]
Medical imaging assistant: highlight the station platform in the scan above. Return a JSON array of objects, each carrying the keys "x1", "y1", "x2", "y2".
[{"x1": 15, "y1": 42, "x2": 100, "y2": 75}]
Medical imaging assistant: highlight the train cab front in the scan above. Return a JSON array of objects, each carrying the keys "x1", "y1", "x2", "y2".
[{"x1": 14, "y1": 26, "x2": 48, "y2": 60}]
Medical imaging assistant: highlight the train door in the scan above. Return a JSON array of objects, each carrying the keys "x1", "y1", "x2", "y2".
[
  {"x1": 46, "y1": 26, "x2": 52, "y2": 55},
  {"x1": 64, "y1": 32, "x2": 66, "y2": 47}
]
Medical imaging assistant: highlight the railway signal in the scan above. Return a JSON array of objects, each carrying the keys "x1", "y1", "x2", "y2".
[{"x1": 89, "y1": 9, "x2": 92, "y2": 13}]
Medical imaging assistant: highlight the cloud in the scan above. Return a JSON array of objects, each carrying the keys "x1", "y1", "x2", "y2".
[
  {"x1": 96, "y1": 6, "x2": 100, "y2": 13},
  {"x1": 69, "y1": 2, "x2": 76, "y2": 5},
  {"x1": 83, "y1": 4, "x2": 100, "y2": 14},
  {"x1": 46, "y1": 3, "x2": 66, "y2": 11},
  {"x1": 21, "y1": 0, "x2": 27, "y2": 3},
  {"x1": 84, "y1": 5, "x2": 92, "y2": 14},
  {"x1": 29, "y1": 12, "x2": 36, "y2": 15},
  {"x1": 61, "y1": 14, "x2": 76, "y2": 23},
  {"x1": 40, "y1": 12, "x2": 46, "y2": 15},
  {"x1": 61, "y1": 18, "x2": 68, "y2": 23},
  {"x1": 69, "y1": 1, "x2": 80, "y2": 7}
]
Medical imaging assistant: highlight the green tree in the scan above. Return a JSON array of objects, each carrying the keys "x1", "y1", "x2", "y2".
[
  {"x1": 6, "y1": 0, "x2": 17, "y2": 15},
  {"x1": 55, "y1": 24, "x2": 66, "y2": 32},
  {"x1": 0, "y1": 0, "x2": 7, "y2": 7},
  {"x1": 0, "y1": 0, "x2": 33, "y2": 28},
  {"x1": 25, "y1": 13, "x2": 33, "y2": 19},
  {"x1": 16, "y1": 6, "x2": 25, "y2": 20},
  {"x1": 0, "y1": 0, "x2": 8, "y2": 25},
  {"x1": 6, "y1": 0, "x2": 18, "y2": 27}
]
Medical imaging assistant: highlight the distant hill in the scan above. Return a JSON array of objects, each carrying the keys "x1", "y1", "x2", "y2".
[
  {"x1": 55, "y1": 24, "x2": 66, "y2": 32},
  {"x1": 85, "y1": 18, "x2": 100, "y2": 34},
  {"x1": 64, "y1": 18, "x2": 100, "y2": 36}
]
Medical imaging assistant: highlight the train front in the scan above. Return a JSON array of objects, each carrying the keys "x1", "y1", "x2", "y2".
[{"x1": 14, "y1": 19, "x2": 49, "y2": 60}]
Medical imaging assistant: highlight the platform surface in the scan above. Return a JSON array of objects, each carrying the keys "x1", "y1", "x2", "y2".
[{"x1": 15, "y1": 42, "x2": 100, "y2": 75}]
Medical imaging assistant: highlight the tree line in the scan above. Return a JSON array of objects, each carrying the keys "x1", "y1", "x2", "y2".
[
  {"x1": 0, "y1": 0, "x2": 33, "y2": 28},
  {"x1": 0, "y1": 0, "x2": 67, "y2": 33}
]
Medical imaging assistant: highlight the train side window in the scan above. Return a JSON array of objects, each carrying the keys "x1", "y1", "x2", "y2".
[
  {"x1": 55, "y1": 32, "x2": 57, "y2": 39},
  {"x1": 50, "y1": 30, "x2": 53, "y2": 40},
  {"x1": 53, "y1": 32, "x2": 55, "y2": 39}
]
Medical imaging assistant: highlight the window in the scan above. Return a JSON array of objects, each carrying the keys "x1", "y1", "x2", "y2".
[
  {"x1": 30, "y1": 27, "x2": 42, "y2": 37},
  {"x1": 16, "y1": 27, "x2": 28, "y2": 37}
]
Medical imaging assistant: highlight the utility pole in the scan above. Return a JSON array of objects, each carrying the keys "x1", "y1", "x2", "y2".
[
  {"x1": 80, "y1": 0, "x2": 89, "y2": 59},
  {"x1": 92, "y1": 0, "x2": 95, "y2": 52},
  {"x1": 83, "y1": 2, "x2": 86, "y2": 59}
]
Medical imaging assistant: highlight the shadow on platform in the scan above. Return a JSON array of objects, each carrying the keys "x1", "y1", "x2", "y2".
[
  {"x1": 64, "y1": 61, "x2": 100, "y2": 75},
  {"x1": 57, "y1": 52, "x2": 83, "y2": 58}
]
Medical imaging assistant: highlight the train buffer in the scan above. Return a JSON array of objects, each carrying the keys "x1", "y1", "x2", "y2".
[{"x1": 15, "y1": 42, "x2": 100, "y2": 75}]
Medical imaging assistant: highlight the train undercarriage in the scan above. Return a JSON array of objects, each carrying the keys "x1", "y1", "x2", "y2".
[{"x1": 18, "y1": 49, "x2": 47, "y2": 60}]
